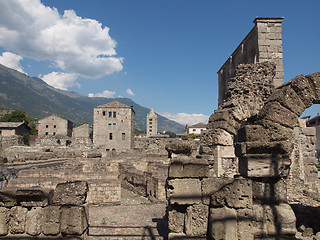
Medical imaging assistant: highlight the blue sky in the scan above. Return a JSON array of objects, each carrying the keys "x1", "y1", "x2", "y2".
[{"x1": 0, "y1": 0, "x2": 319, "y2": 125}]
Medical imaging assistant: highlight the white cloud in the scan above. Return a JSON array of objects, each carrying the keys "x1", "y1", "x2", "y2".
[
  {"x1": 40, "y1": 72, "x2": 78, "y2": 90},
  {"x1": 0, "y1": 51, "x2": 25, "y2": 73},
  {"x1": 0, "y1": 0, "x2": 123, "y2": 79},
  {"x1": 162, "y1": 112, "x2": 209, "y2": 126},
  {"x1": 88, "y1": 90, "x2": 116, "y2": 98},
  {"x1": 126, "y1": 88, "x2": 135, "y2": 96}
]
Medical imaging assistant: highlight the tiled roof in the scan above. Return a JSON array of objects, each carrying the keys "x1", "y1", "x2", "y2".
[
  {"x1": 0, "y1": 122, "x2": 25, "y2": 128},
  {"x1": 96, "y1": 101, "x2": 131, "y2": 108},
  {"x1": 188, "y1": 122, "x2": 207, "y2": 128}
]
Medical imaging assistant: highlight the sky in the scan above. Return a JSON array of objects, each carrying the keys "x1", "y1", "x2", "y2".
[{"x1": 0, "y1": 0, "x2": 319, "y2": 125}]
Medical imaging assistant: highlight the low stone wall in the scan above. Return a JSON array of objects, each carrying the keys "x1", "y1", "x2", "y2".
[
  {"x1": 166, "y1": 157, "x2": 297, "y2": 239},
  {"x1": 0, "y1": 181, "x2": 88, "y2": 239},
  {"x1": 6, "y1": 158, "x2": 121, "y2": 205},
  {"x1": 119, "y1": 162, "x2": 167, "y2": 201}
]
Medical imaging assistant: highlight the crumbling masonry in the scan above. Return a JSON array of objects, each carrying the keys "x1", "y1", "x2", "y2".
[{"x1": 166, "y1": 17, "x2": 320, "y2": 239}]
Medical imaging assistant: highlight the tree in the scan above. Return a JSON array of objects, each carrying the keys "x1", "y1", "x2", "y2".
[{"x1": 0, "y1": 110, "x2": 38, "y2": 145}]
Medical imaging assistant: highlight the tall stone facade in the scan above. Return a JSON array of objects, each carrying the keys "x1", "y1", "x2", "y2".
[
  {"x1": 218, "y1": 17, "x2": 284, "y2": 106},
  {"x1": 146, "y1": 109, "x2": 158, "y2": 137},
  {"x1": 93, "y1": 101, "x2": 135, "y2": 151},
  {"x1": 38, "y1": 114, "x2": 73, "y2": 138}
]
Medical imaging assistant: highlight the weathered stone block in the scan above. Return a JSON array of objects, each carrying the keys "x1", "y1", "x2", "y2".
[
  {"x1": 0, "y1": 207, "x2": 9, "y2": 235},
  {"x1": 165, "y1": 142, "x2": 192, "y2": 157},
  {"x1": 201, "y1": 177, "x2": 234, "y2": 205},
  {"x1": 237, "y1": 208, "x2": 254, "y2": 240},
  {"x1": 238, "y1": 121, "x2": 294, "y2": 143},
  {"x1": 0, "y1": 189, "x2": 17, "y2": 207},
  {"x1": 266, "y1": 84, "x2": 306, "y2": 116},
  {"x1": 209, "y1": 206, "x2": 237, "y2": 240},
  {"x1": 209, "y1": 110, "x2": 240, "y2": 130},
  {"x1": 9, "y1": 206, "x2": 27, "y2": 234},
  {"x1": 207, "y1": 120, "x2": 237, "y2": 135},
  {"x1": 53, "y1": 181, "x2": 88, "y2": 205},
  {"x1": 167, "y1": 179, "x2": 201, "y2": 205},
  {"x1": 210, "y1": 178, "x2": 252, "y2": 209},
  {"x1": 306, "y1": 72, "x2": 320, "y2": 103},
  {"x1": 26, "y1": 207, "x2": 42, "y2": 236},
  {"x1": 252, "y1": 204, "x2": 276, "y2": 236},
  {"x1": 258, "y1": 101, "x2": 299, "y2": 129},
  {"x1": 42, "y1": 206, "x2": 61, "y2": 236},
  {"x1": 61, "y1": 206, "x2": 87, "y2": 235},
  {"x1": 168, "y1": 205, "x2": 185, "y2": 233},
  {"x1": 168, "y1": 158, "x2": 209, "y2": 178},
  {"x1": 287, "y1": 74, "x2": 315, "y2": 108},
  {"x1": 275, "y1": 203, "x2": 296, "y2": 236},
  {"x1": 252, "y1": 179, "x2": 287, "y2": 204},
  {"x1": 237, "y1": 140, "x2": 293, "y2": 157},
  {"x1": 185, "y1": 204, "x2": 208, "y2": 236},
  {"x1": 16, "y1": 189, "x2": 49, "y2": 207},
  {"x1": 239, "y1": 157, "x2": 291, "y2": 178}
]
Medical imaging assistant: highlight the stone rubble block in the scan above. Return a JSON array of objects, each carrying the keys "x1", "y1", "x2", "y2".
[
  {"x1": 210, "y1": 178, "x2": 252, "y2": 209},
  {"x1": 42, "y1": 206, "x2": 61, "y2": 236},
  {"x1": 185, "y1": 204, "x2": 209, "y2": 236},
  {"x1": 165, "y1": 142, "x2": 193, "y2": 157},
  {"x1": 167, "y1": 178, "x2": 201, "y2": 205},
  {"x1": 61, "y1": 206, "x2": 88, "y2": 235},
  {"x1": 9, "y1": 206, "x2": 27, "y2": 234},
  {"x1": 201, "y1": 177, "x2": 234, "y2": 205},
  {"x1": 209, "y1": 206, "x2": 237, "y2": 240},
  {"x1": 306, "y1": 72, "x2": 320, "y2": 103},
  {"x1": 0, "y1": 207, "x2": 9, "y2": 236},
  {"x1": 168, "y1": 158, "x2": 209, "y2": 178},
  {"x1": 257, "y1": 101, "x2": 299, "y2": 129},
  {"x1": 26, "y1": 207, "x2": 42, "y2": 236},
  {"x1": 239, "y1": 157, "x2": 291, "y2": 178},
  {"x1": 252, "y1": 179, "x2": 287, "y2": 204},
  {"x1": 52, "y1": 181, "x2": 88, "y2": 205},
  {"x1": 287, "y1": 74, "x2": 316, "y2": 108},
  {"x1": 237, "y1": 208, "x2": 254, "y2": 240},
  {"x1": 168, "y1": 205, "x2": 185, "y2": 234},
  {"x1": 266, "y1": 85, "x2": 306, "y2": 116}
]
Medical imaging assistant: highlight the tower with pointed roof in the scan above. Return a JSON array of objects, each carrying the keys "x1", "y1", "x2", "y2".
[
  {"x1": 93, "y1": 101, "x2": 135, "y2": 151},
  {"x1": 146, "y1": 108, "x2": 157, "y2": 137}
]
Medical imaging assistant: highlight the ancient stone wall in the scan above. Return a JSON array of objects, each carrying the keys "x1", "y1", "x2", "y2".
[
  {"x1": 201, "y1": 62, "x2": 276, "y2": 177},
  {"x1": 218, "y1": 17, "x2": 283, "y2": 105},
  {"x1": 119, "y1": 162, "x2": 167, "y2": 201},
  {"x1": 166, "y1": 70, "x2": 320, "y2": 239},
  {"x1": 0, "y1": 181, "x2": 88, "y2": 239}
]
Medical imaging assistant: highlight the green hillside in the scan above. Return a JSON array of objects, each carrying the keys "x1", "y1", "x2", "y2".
[{"x1": 0, "y1": 64, "x2": 184, "y2": 133}]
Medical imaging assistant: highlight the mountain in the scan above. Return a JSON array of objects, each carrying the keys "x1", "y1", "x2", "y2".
[{"x1": 0, "y1": 64, "x2": 184, "y2": 133}]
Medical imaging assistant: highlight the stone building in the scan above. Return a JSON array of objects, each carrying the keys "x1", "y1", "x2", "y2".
[
  {"x1": 73, "y1": 123, "x2": 91, "y2": 139},
  {"x1": 146, "y1": 109, "x2": 158, "y2": 137},
  {"x1": 38, "y1": 114, "x2": 73, "y2": 138},
  {"x1": 307, "y1": 114, "x2": 320, "y2": 158},
  {"x1": 0, "y1": 122, "x2": 30, "y2": 137},
  {"x1": 93, "y1": 101, "x2": 135, "y2": 151},
  {"x1": 218, "y1": 17, "x2": 284, "y2": 106},
  {"x1": 187, "y1": 122, "x2": 207, "y2": 137}
]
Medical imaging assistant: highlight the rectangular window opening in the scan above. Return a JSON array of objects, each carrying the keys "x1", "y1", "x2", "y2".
[
  {"x1": 109, "y1": 133, "x2": 113, "y2": 140},
  {"x1": 122, "y1": 133, "x2": 125, "y2": 140}
]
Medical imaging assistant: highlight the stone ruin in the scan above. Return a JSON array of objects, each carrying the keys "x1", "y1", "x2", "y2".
[
  {"x1": 165, "y1": 64, "x2": 320, "y2": 239},
  {"x1": 0, "y1": 181, "x2": 88, "y2": 239}
]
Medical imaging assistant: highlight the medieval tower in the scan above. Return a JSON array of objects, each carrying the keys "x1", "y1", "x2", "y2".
[{"x1": 146, "y1": 109, "x2": 157, "y2": 137}]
